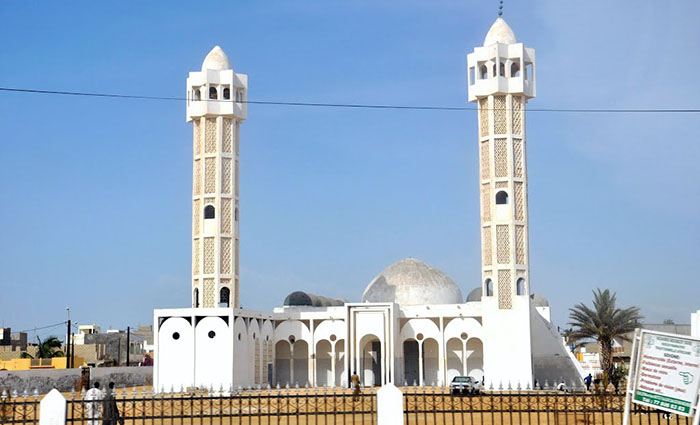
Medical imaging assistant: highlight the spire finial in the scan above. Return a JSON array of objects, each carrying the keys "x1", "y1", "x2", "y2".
[{"x1": 498, "y1": 0, "x2": 504, "y2": 17}]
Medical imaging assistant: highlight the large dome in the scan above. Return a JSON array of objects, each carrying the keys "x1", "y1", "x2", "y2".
[{"x1": 361, "y1": 258, "x2": 463, "y2": 305}]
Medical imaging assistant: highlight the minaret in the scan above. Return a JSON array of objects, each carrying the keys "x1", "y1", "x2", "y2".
[
  {"x1": 468, "y1": 16, "x2": 536, "y2": 386},
  {"x1": 186, "y1": 46, "x2": 247, "y2": 309}
]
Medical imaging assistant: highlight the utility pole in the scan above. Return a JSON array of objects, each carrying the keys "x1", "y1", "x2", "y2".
[
  {"x1": 126, "y1": 326, "x2": 130, "y2": 367},
  {"x1": 66, "y1": 307, "x2": 71, "y2": 368}
]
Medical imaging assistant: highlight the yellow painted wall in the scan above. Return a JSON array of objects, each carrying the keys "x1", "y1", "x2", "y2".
[{"x1": 0, "y1": 357, "x2": 85, "y2": 371}]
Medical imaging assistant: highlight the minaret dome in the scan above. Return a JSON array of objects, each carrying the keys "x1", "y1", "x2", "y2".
[
  {"x1": 483, "y1": 17, "x2": 517, "y2": 46},
  {"x1": 202, "y1": 46, "x2": 232, "y2": 71}
]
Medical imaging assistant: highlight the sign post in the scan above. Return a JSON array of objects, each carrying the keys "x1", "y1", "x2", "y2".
[{"x1": 623, "y1": 329, "x2": 700, "y2": 424}]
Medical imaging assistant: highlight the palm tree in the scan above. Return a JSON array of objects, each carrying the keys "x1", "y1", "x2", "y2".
[
  {"x1": 20, "y1": 336, "x2": 65, "y2": 359},
  {"x1": 568, "y1": 289, "x2": 642, "y2": 385}
]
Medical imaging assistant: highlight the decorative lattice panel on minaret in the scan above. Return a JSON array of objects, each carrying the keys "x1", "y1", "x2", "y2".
[
  {"x1": 512, "y1": 96, "x2": 522, "y2": 135},
  {"x1": 479, "y1": 98, "x2": 489, "y2": 137},
  {"x1": 496, "y1": 225, "x2": 510, "y2": 264},
  {"x1": 495, "y1": 181, "x2": 508, "y2": 189},
  {"x1": 203, "y1": 278, "x2": 215, "y2": 308},
  {"x1": 205, "y1": 119, "x2": 217, "y2": 153},
  {"x1": 203, "y1": 237, "x2": 215, "y2": 274},
  {"x1": 516, "y1": 225, "x2": 525, "y2": 264},
  {"x1": 194, "y1": 120, "x2": 202, "y2": 155},
  {"x1": 193, "y1": 199, "x2": 200, "y2": 235},
  {"x1": 480, "y1": 141, "x2": 490, "y2": 180},
  {"x1": 481, "y1": 184, "x2": 491, "y2": 221},
  {"x1": 494, "y1": 138, "x2": 508, "y2": 178},
  {"x1": 223, "y1": 118, "x2": 233, "y2": 153},
  {"x1": 514, "y1": 182, "x2": 524, "y2": 221},
  {"x1": 498, "y1": 269, "x2": 512, "y2": 309},
  {"x1": 221, "y1": 198, "x2": 232, "y2": 233},
  {"x1": 483, "y1": 226, "x2": 492, "y2": 266},
  {"x1": 222, "y1": 158, "x2": 232, "y2": 194},
  {"x1": 494, "y1": 95, "x2": 507, "y2": 134},
  {"x1": 204, "y1": 158, "x2": 216, "y2": 194},
  {"x1": 193, "y1": 160, "x2": 201, "y2": 195},
  {"x1": 193, "y1": 238, "x2": 200, "y2": 274},
  {"x1": 513, "y1": 139, "x2": 523, "y2": 178},
  {"x1": 221, "y1": 238, "x2": 232, "y2": 274}
]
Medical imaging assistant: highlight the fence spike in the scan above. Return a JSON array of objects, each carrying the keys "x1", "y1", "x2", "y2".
[
  {"x1": 526, "y1": 381, "x2": 531, "y2": 390},
  {"x1": 266, "y1": 383, "x2": 271, "y2": 390},
  {"x1": 517, "y1": 381, "x2": 521, "y2": 391},
  {"x1": 507, "y1": 381, "x2": 512, "y2": 391},
  {"x1": 488, "y1": 381, "x2": 493, "y2": 391},
  {"x1": 22, "y1": 389, "x2": 28, "y2": 398},
  {"x1": 544, "y1": 380, "x2": 550, "y2": 390},
  {"x1": 33, "y1": 388, "x2": 39, "y2": 399},
  {"x1": 11, "y1": 389, "x2": 18, "y2": 398},
  {"x1": 413, "y1": 380, "x2": 417, "y2": 387},
  {"x1": 276, "y1": 383, "x2": 280, "y2": 390},
  {"x1": 0, "y1": 388, "x2": 6, "y2": 401},
  {"x1": 498, "y1": 381, "x2": 503, "y2": 391},
  {"x1": 431, "y1": 381, "x2": 435, "y2": 387},
  {"x1": 141, "y1": 388, "x2": 146, "y2": 397},
  {"x1": 285, "y1": 382, "x2": 290, "y2": 390},
  {"x1": 70, "y1": 388, "x2": 75, "y2": 399},
  {"x1": 81, "y1": 387, "x2": 87, "y2": 397}
]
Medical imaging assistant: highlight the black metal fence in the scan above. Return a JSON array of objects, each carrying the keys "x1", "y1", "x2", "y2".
[{"x1": 0, "y1": 387, "x2": 693, "y2": 425}]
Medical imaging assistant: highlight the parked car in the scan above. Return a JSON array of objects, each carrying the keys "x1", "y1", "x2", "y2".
[{"x1": 450, "y1": 376, "x2": 482, "y2": 395}]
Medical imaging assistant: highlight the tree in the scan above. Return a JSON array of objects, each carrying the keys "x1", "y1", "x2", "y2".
[
  {"x1": 568, "y1": 289, "x2": 642, "y2": 386},
  {"x1": 20, "y1": 336, "x2": 65, "y2": 359}
]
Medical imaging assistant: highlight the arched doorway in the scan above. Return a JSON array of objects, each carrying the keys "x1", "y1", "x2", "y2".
[
  {"x1": 423, "y1": 338, "x2": 439, "y2": 386},
  {"x1": 274, "y1": 341, "x2": 291, "y2": 386},
  {"x1": 360, "y1": 334, "x2": 381, "y2": 386},
  {"x1": 292, "y1": 340, "x2": 309, "y2": 386},
  {"x1": 466, "y1": 338, "x2": 484, "y2": 381},
  {"x1": 446, "y1": 338, "x2": 464, "y2": 383},
  {"x1": 403, "y1": 339, "x2": 419, "y2": 385},
  {"x1": 316, "y1": 340, "x2": 332, "y2": 387}
]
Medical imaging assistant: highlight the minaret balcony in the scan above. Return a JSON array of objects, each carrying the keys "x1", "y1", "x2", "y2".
[
  {"x1": 468, "y1": 77, "x2": 535, "y2": 102},
  {"x1": 187, "y1": 100, "x2": 246, "y2": 120}
]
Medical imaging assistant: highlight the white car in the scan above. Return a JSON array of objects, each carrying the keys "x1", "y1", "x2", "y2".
[{"x1": 450, "y1": 376, "x2": 482, "y2": 395}]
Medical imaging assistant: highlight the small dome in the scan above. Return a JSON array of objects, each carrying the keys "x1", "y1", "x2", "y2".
[
  {"x1": 284, "y1": 291, "x2": 313, "y2": 306},
  {"x1": 283, "y1": 291, "x2": 346, "y2": 307},
  {"x1": 531, "y1": 293, "x2": 549, "y2": 307},
  {"x1": 466, "y1": 287, "x2": 482, "y2": 303},
  {"x1": 483, "y1": 17, "x2": 517, "y2": 46},
  {"x1": 201, "y1": 46, "x2": 232, "y2": 71},
  {"x1": 362, "y1": 258, "x2": 463, "y2": 305}
]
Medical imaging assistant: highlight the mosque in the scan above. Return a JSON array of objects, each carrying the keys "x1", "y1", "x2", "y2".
[{"x1": 153, "y1": 16, "x2": 584, "y2": 392}]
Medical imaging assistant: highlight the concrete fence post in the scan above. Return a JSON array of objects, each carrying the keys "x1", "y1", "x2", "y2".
[
  {"x1": 39, "y1": 389, "x2": 66, "y2": 425},
  {"x1": 377, "y1": 383, "x2": 404, "y2": 425}
]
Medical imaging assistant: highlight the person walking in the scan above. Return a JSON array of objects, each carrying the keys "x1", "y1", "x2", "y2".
[
  {"x1": 584, "y1": 374, "x2": 592, "y2": 392},
  {"x1": 84, "y1": 382, "x2": 104, "y2": 425},
  {"x1": 350, "y1": 371, "x2": 361, "y2": 401},
  {"x1": 102, "y1": 382, "x2": 124, "y2": 425}
]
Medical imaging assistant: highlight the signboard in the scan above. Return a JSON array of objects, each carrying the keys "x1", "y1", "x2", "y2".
[{"x1": 624, "y1": 329, "x2": 700, "y2": 421}]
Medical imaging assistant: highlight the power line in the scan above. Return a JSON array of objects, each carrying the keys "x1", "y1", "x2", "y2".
[
  {"x1": 14, "y1": 321, "x2": 68, "y2": 334},
  {"x1": 1, "y1": 87, "x2": 699, "y2": 114}
]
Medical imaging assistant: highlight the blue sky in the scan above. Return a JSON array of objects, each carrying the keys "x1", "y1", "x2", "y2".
[{"x1": 1, "y1": 1, "x2": 698, "y2": 340}]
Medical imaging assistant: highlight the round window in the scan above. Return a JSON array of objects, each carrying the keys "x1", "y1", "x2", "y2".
[
  {"x1": 460, "y1": 332, "x2": 468, "y2": 340},
  {"x1": 330, "y1": 334, "x2": 336, "y2": 342},
  {"x1": 289, "y1": 336, "x2": 296, "y2": 344},
  {"x1": 416, "y1": 333, "x2": 424, "y2": 341},
  {"x1": 208, "y1": 331, "x2": 216, "y2": 339},
  {"x1": 172, "y1": 332, "x2": 180, "y2": 340}
]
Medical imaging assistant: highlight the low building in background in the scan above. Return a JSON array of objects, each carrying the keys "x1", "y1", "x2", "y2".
[{"x1": 0, "y1": 328, "x2": 28, "y2": 352}]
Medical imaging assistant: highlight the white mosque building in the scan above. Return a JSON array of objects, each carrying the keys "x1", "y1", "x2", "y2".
[{"x1": 153, "y1": 16, "x2": 584, "y2": 392}]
